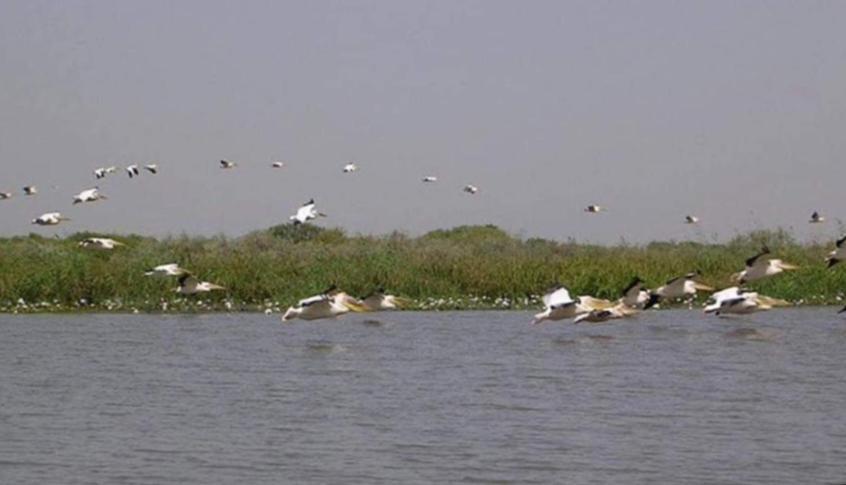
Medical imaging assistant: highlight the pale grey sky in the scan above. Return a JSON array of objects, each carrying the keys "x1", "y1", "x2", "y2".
[{"x1": 1, "y1": 0, "x2": 845, "y2": 243}]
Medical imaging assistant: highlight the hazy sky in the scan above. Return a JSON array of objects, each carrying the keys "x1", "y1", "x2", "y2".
[{"x1": 1, "y1": 0, "x2": 845, "y2": 243}]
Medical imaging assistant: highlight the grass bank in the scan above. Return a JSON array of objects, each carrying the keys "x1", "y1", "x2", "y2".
[{"x1": 0, "y1": 225, "x2": 842, "y2": 313}]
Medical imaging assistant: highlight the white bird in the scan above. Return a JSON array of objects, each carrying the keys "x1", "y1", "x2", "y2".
[
  {"x1": 271, "y1": 162, "x2": 285, "y2": 168},
  {"x1": 144, "y1": 263, "x2": 189, "y2": 277},
  {"x1": 282, "y1": 286, "x2": 367, "y2": 321},
  {"x1": 422, "y1": 176, "x2": 438, "y2": 183},
  {"x1": 359, "y1": 288, "x2": 411, "y2": 311},
  {"x1": 220, "y1": 160, "x2": 237, "y2": 169},
  {"x1": 343, "y1": 163, "x2": 358, "y2": 173},
  {"x1": 126, "y1": 165, "x2": 140, "y2": 178},
  {"x1": 574, "y1": 304, "x2": 637, "y2": 324},
  {"x1": 703, "y1": 287, "x2": 788, "y2": 316},
  {"x1": 809, "y1": 211, "x2": 825, "y2": 223},
  {"x1": 73, "y1": 187, "x2": 107, "y2": 204},
  {"x1": 620, "y1": 276, "x2": 650, "y2": 309},
  {"x1": 685, "y1": 215, "x2": 699, "y2": 224},
  {"x1": 732, "y1": 247, "x2": 799, "y2": 284},
  {"x1": 826, "y1": 235, "x2": 846, "y2": 269},
  {"x1": 463, "y1": 185, "x2": 479, "y2": 194},
  {"x1": 290, "y1": 198, "x2": 326, "y2": 225},
  {"x1": 175, "y1": 274, "x2": 225, "y2": 295},
  {"x1": 32, "y1": 212, "x2": 69, "y2": 226},
  {"x1": 79, "y1": 238, "x2": 124, "y2": 250},
  {"x1": 144, "y1": 164, "x2": 158, "y2": 174},
  {"x1": 646, "y1": 272, "x2": 714, "y2": 308},
  {"x1": 94, "y1": 166, "x2": 117, "y2": 179},
  {"x1": 0, "y1": 192, "x2": 12, "y2": 200},
  {"x1": 23, "y1": 186, "x2": 37, "y2": 196},
  {"x1": 584, "y1": 205, "x2": 605, "y2": 213},
  {"x1": 531, "y1": 285, "x2": 612, "y2": 324}
]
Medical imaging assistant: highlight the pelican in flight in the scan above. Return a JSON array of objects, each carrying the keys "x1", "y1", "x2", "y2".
[
  {"x1": 359, "y1": 288, "x2": 411, "y2": 311},
  {"x1": 826, "y1": 236, "x2": 846, "y2": 268},
  {"x1": 704, "y1": 287, "x2": 788, "y2": 316},
  {"x1": 343, "y1": 163, "x2": 358, "y2": 173},
  {"x1": 126, "y1": 165, "x2": 140, "y2": 178},
  {"x1": 574, "y1": 304, "x2": 637, "y2": 324},
  {"x1": 620, "y1": 276, "x2": 650, "y2": 309},
  {"x1": 463, "y1": 185, "x2": 479, "y2": 194},
  {"x1": 531, "y1": 285, "x2": 613, "y2": 324},
  {"x1": 144, "y1": 263, "x2": 189, "y2": 277},
  {"x1": 271, "y1": 162, "x2": 285, "y2": 168},
  {"x1": 23, "y1": 186, "x2": 37, "y2": 196},
  {"x1": 79, "y1": 238, "x2": 123, "y2": 250},
  {"x1": 809, "y1": 211, "x2": 825, "y2": 224},
  {"x1": 94, "y1": 166, "x2": 117, "y2": 179},
  {"x1": 645, "y1": 272, "x2": 714, "y2": 309},
  {"x1": 220, "y1": 160, "x2": 237, "y2": 169},
  {"x1": 290, "y1": 199, "x2": 326, "y2": 225},
  {"x1": 733, "y1": 247, "x2": 798, "y2": 284},
  {"x1": 175, "y1": 274, "x2": 225, "y2": 295},
  {"x1": 282, "y1": 286, "x2": 367, "y2": 321},
  {"x1": 0, "y1": 192, "x2": 11, "y2": 200},
  {"x1": 685, "y1": 215, "x2": 699, "y2": 224},
  {"x1": 584, "y1": 205, "x2": 605, "y2": 213},
  {"x1": 422, "y1": 176, "x2": 438, "y2": 183},
  {"x1": 73, "y1": 187, "x2": 107, "y2": 204},
  {"x1": 32, "y1": 212, "x2": 69, "y2": 226},
  {"x1": 144, "y1": 164, "x2": 158, "y2": 174}
]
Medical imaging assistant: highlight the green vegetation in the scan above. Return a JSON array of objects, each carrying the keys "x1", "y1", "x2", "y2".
[{"x1": 0, "y1": 225, "x2": 843, "y2": 313}]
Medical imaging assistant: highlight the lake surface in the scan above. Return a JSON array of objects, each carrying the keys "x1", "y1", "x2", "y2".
[{"x1": 1, "y1": 309, "x2": 845, "y2": 484}]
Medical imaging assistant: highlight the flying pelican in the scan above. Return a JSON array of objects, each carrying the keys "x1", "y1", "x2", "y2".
[
  {"x1": 733, "y1": 247, "x2": 798, "y2": 284},
  {"x1": 826, "y1": 235, "x2": 846, "y2": 268},
  {"x1": 220, "y1": 160, "x2": 237, "y2": 169},
  {"x1": 645, "y1": 272, "x2": 714, "y2": 309},
  {"x1": 23, "y1": 186, "x2": 37, "y2": 196},
  {"x1": 282, "y1": 286, "x2": 367, "y2": 321},
  {"x1": 126, "y1": 165, "x2": 140, "y2": 178},
  {"x1": 584, "y1": 205, "x2": 605, "y2": 213},
  {"x1": 79, "y1": 238, "x2": 124, "y2": 250},
  {"x1": 809, "y1": 211, "x2": 825, "y2": 224},
  {"x1": 271, "y1": 162, "x2": 285, "y2": 168},
  {"x1": 685, "y1": 215, "x2": 699, "y2": 224},
  {"x1": 422, "y1": 176, "x2": 438, "y2": 183},
  {"x1": 531, "y1": 285, "x2": 612, "y2": 324},
  {"x1": 343, "y1": 163, "x2": 358, "y2": 173},
  {"x1": 359, "y1": 288, "x2": 411, "y2": 311},
  {"x1": 94, "y1": 166, "x2": 117, "y2": 179},
  {"x1": 290, "y1": 199, "x2": 326, "y2": 225},
  {"x1": 0, "y1": 192, "x2": 11, "y2": 200},
  {"x1": 574, "y1": 304, "x2": 637, "y2": 324},
  {"x1": 144, "y1": 164, "x2": 158, "y2": 174},
  {"x1": 175, "y1": 274, "x2": 225, "y2": 295},
  {"x1": 620, "y1": 276, "x2": 650, "y2": 309},
  {"x1": 72, "y1": 187, "x2": 107, "y2": 204},
  {"x1": 463, "y1": 185, "x2": 479, "y2": 194},
  {"x1": 703, "y1": 287, "x2": 789, "y2": 316},
  {"x1": 144, "y1": 263, "x2": 189, "y2": 277},
  {"x1": 32, "y1": 212, "x2": 69, "y2": 226}
]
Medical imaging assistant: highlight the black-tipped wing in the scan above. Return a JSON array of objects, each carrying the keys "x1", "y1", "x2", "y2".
[{"x1": 745, "y1": 247, "x2": 770, "y2": 267}]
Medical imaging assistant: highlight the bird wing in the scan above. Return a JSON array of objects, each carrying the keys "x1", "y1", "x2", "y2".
[
  {"x1": 745, "y1": 247, "x2": 770, "y2": 267},
  {"x1": 298, "y1": 294, "x2": 329, "y2": 307},
  {"x1": 621, "y1": 278, "x2": 643, "y2": 298},
  {"x1": 837, "y1": 235, "x2": 846, "y2": 248},
  {"x1": 543, "y1": 287, "x2": 572, "y2": 307}
]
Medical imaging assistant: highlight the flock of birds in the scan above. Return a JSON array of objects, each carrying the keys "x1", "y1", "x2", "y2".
[{"x1": 3, "y1": 159, "x2": 846, "y2": 323}]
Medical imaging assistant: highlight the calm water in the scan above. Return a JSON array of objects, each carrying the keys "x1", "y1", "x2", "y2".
[{"x1": 1, "y1": 309, "x2": 845, "y2": 484}]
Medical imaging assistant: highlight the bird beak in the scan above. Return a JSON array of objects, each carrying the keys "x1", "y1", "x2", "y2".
[
  {"x1": 318, "y1": 212, "x2": 328, "y2": 217},
  {"x1": 393, "y1": 297, "x2": 413, "y2": 308},
  {"x1": 693, "y1": 282, "x2": 715, "y2": 291},
  {"x1": 345, "y1": 301, "x2": 368, "y2": 313},
  {"x1": 780, "y1": 263, "x2": 799, "y2": 270}
]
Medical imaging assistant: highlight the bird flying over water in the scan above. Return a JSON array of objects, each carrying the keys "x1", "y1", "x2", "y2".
[
  {"x1": 220, "y1": 160, "x2": 237, "y2": 169},
  {"x1": 126, "y1": 165, "x2": 140, "y2": 178},
  {"x1": 685, "y1": 215, "x2": 699, "y2": 224},
  {"x1": 463, "y1": 185, "x2": 479, "y2": 194},
  {"x1": 72, "y1": 187, "x2": 107, "y2": 204},
  {"x1": 290, "y1": 199, "x2": 326, "y2": 225},
  {"x1": 620, "y1": 276, "x2": 650, "y2": 309},
  {"x1": 175, "y1": 274, "x2": 225, "y2": 295},
  {"x1": 94, "y1": 166, "x2": 117, "y2": 179},
  {"x1": 733, "y1": 247, "x2": 798, "y2": 284},
  {"x1": 282, "y1": 286, "x2": 367, "y2": 321},
  {"x1": 359, "y1": 288, "x2": 410, "y2": 311},
  {"x1": 645, "y1": 272, "x2": 713, "y2": 309},
  {"x1": 574, "y1": 304, "x2": 637, "y2": 324},
  {"x1": 32, "y1": 212, "x2": 69, "y2": 226},
  {"x1": 703, "y1": 287, "x2": 788, "y2": 316},
  {"x1": 809, "y1": 211, "x2": 825, "y2": 224},
  {"x1": 144, "y1": 164, "x2": 158, "y2": 174}
]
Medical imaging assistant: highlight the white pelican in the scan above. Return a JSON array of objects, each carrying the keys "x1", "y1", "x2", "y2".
[
  {"x1": 290, "y1": 198, "x2": 326, "y2": 225},
  {"x1": 23, "y1": 186, "x2": 37, "y2": 196},
  {"x1": 620, "y1": 276, "x2": 650, "y2": 309},
  {"x1": 809, "y1": 211, "x2": 825, "y2": 224},
  {"x1": 826, "y1": 235, "x2": 846, "y2": 268},
  {"x1": 126, "y1": 165, "x2": 140, "y2": 178},
  {"x1": 733, "y1": 247, "x2": 798, "y2": 284},
  {"x1": 646, "y1": 272, "x2": 714, "y2": 309},
  {"x1": 94, "y1": 166, "x2": 117, "y2": 179},
  {"x1": 271, "y1": 162, "x2": 285, "y2": 168},
  {"x1": 144, "y1": 263, "x2": 189, "y2": 277},
  {"x1": 79, "y1": 238, "x2": 124, "y2": 250},
  {"x1": 282, "y1": 286, "x2": 367, "y2": 321},
  {"x1": 422, "y1": 176, "x2": 438, "y2": 183},
  {"x1": 175, "y1": 274, "x2": 225, "y2": 294},
  {"x1": 32, "y1": 212, "x2": 69, "y2": 225},
  {"x1": 0, "y1": 192, "x2": 11, "y2": 200},
  {"x1": 685, "y1": 215, "x2": 699, "y2": 224},
  {"x1": 343, "y1": 163, "x2": 358, "y2": 173},
  {"x1": 574, "y1": 304, "x2": 637, "y2": 324},
  {"x1": 220, "y1": 160, "x2": 237, "y2": 169},
  {"x1": 463, "y1": 185, "x2": 479, "y2": 194},
  {"x1": 584, "y1": 205, "x2": 605, "y2": 213},
  {"x1": 531, "y1": 286, "x2": 611, "y2": 324},
  {"x1": 144, "y1": 164, "x2": 158, "y2": 174},
  {"x1": 72, "y1": 187, "x2": 107, "y2": 204},
  {"x1": 704, "y1": 287, "x2": 788, "y2": 316},
  {"x1": 359, "y1": 288, "x2": 411, "y2": 311}
]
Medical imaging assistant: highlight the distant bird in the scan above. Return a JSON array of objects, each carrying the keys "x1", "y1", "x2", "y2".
[
  {"x1": 79, "y1": 238, "x2": 123, "y2": 250},
  {"x1": 32, "y1": 212, "x2": 69, "y2": 226},
  {"x1": 282, "y1": 286, "x2": 367, "y2": 321},
  {"x1": 175, "y1": 274, "x2": 225, "y2": 295},
  {"x1": 343, "y1": 163, "x2": 358, "y2": 173},
  {"x1": 584, "y1": 205, "x2": 605, "y2": 213},
  {"x1": 0, "y1": 192, "x2": 12, "y2": 200},
  {"x1": 359, "y1": 288, "x2": 410, "y2": 311},
  {"x1": 23, "y1": 186, "x2": 37, "y2": 196},
  {"x1": 144, "y1": 263, "x2": 189, "y2": 277},
  {"x1": 94, "y1": 166, "x2": 117, "y2": 179},
  {"x1": 220, "y1": 160, "x2": 237, "y2": 169},
  {"x1": 290, "y1": 198, "x2": 326, "y2": 225},
  {"x1": 645, "y1": 272, "x2": 714, "y2": 309},
  {"x1": 704, "y1": 287, "x2": 788, "y2": 316},
  {"x1": 72, "y1": 187, "x2": 107, "y2": 204},
  {"x1": 463, "y1": 185, "x2": 479, "y2": 194},
  {"x1": 144, "y1": 164, "x2": 158, "y2": 174},
  {"x1": 574, "y1": 304, "x2": 637, "y2": 324},
  {"x1": 126, "y1": 165, "x2": 140, "y2": 178},
  {"x1": 422, "y1": 176, "x2": 438, "y2": 183},
  {"x1": 685, "y1": 215, "x2": 699, "y2": 224},
  {"x1": 733, "y1": 247, "x2": 798, "y2": 284},
  {"x1": 825, "y1": 235, "x2": 846, "y2": 268},
  {"x1": 620, "y1": 276, "x2": 650, "y2": 309},
  {"x1": 271, "y1": 162, "x2": 285, "y2": 168},
  {"x1": 809, "y1": 211, "x2": 825, "y2": 223}
]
